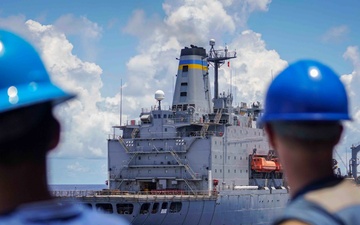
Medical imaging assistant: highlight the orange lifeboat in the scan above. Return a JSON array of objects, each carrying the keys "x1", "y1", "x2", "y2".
[
  {"x1": 271, "y1": 158, "x2": 283, "y2": 172},
  {"x1": 251, "y1": 157, "x2": 276, "y2": 172}
]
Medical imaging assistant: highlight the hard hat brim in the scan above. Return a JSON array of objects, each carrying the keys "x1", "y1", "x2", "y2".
[
  {"x1": 0, "y1": 81, "x2": 76, "y2": 113},
  {"x1": 258, "y1": 113, "x2": 352, "y2": 126}
]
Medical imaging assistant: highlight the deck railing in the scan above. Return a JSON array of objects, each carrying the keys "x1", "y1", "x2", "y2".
[{"x1": 51, "y1": 189, "x2": 218, "y2": 200}]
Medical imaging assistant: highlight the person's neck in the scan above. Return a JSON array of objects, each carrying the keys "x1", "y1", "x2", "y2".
[
  {"x1": 285, "y1": 151, "x2": 334, "y2": 198},
  {"x1": 0, "y1": 162, "x2": 53, "y2": 214}
]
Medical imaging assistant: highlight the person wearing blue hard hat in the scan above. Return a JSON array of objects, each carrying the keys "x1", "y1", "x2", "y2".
[
  {"x1": 260, "y1": 60, "x2": 360, "y2": 225},
  {"x1": 0, "y1": 30, "x2": 129, "y2": 224}
]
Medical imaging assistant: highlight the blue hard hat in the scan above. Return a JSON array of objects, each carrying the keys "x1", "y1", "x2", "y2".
[
  {"x1": 0, "y1": 30, "x2": 75, "y2": 113},
  {"x1": 259, "y1": 59, "x2": 351, "y2": 124}
]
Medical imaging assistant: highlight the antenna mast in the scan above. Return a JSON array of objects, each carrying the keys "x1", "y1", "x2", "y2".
[
  {"x1": 120, "y1": 79, "x2": 123, "y2": 126},
  {"x1": 207, "y1": 39, "x2": 236, "y2": 100}
]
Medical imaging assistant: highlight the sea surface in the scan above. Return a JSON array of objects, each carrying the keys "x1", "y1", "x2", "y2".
[{"x1": 49, "y1": 184, "x2": 107, "y2": 191}]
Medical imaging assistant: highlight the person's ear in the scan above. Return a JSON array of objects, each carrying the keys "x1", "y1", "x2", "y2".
[
  {"x1": 265, "y1": 123, "x2": 276, "y2": 149},
  {"x1": 48, "y1": 117, "x2": 60, "y2": 151},
  {"x1": 333, "y1": 124, "x2": 344, "y2": 146}
]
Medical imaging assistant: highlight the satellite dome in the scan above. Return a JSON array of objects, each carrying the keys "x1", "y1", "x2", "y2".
[{"x1": 155, "y1": 90, "x2": 165, "y2": 101}]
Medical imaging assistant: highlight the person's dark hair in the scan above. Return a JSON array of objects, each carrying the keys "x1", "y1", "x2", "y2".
[
  {"x1": 0, "y1": 103, "x2": 57, "y2": 165},
  {"x1": 269, "y1": 121, "x2": 342, "y2": 151}
]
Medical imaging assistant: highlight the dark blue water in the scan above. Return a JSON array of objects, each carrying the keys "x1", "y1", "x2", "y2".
[{"x1": 49, "y1": 184, "x2": 107, "y2": 191}]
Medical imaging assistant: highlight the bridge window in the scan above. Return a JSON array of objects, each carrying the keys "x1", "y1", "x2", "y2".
[
  {"x1": 152, "y1": 203, "x2": 159, "y2": 214},
  {"x1": 161, "y1": 202, "x2": 168, "y2": 213},
  {"x1": 140, "y1": 203, "x2": 151, "y2": 214},
  {"x1": 117, "y1": 204, "x2": 134, "y2": 214},
  {"x1": 96, "y1": 203, "x2": 113, "y2": 214},
  {"x1": 83, "y1": 203, "x2": 92, "y2": 209},
  {"x1": 170, "y1": 202, "x2": 182, "y2": 213}
]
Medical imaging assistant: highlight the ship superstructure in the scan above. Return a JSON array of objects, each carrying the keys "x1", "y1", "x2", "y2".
[{"x1": 53, "y1": 40, "x2": 290, "y2": 225}]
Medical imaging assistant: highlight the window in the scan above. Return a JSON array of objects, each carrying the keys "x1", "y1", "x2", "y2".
[
  {"x1": 152, "y1": 203, "x2": 159, "y2": 214},
  {"x1": 83, "y1": 203, "x2": 92, "y2": 209},
  {"x1": 181, "y1": 82, "x2": 188, "y2": 86},
  {"x1": 117, "y1": 204, "x2": 134, "y2": 214},
  {"x1": 96, "y1": 203, "x2": 113, "y2": 214},
  {"x1": 180, "y1": 92, "x2": 187, "y2": 96},
  {"x1": 182, "y1": 65, "x2": 188, "y2": 72},
  {"x1": 140, "y1": 203, "x2": 151, "y2": 214},
  {"x1": 170, "y1": 202, "x2": 182, "y2": 213},
  {"x1": 161, "y1": 202, "x2": 168, "y2": 213}
]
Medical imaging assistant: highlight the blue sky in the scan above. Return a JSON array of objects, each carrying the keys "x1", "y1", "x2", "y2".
[{"x1": 1, "y1": 0, "x2": 360, "y2": 184}]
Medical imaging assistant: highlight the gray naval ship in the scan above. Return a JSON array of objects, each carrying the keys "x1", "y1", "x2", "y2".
[{"x1": 53, "y1": 40, "x2": 291, "y2": 224}]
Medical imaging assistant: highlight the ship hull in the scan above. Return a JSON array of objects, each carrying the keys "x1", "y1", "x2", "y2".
[{"x1": 54, "y1": 188, "x2": 288, "y2": 225}]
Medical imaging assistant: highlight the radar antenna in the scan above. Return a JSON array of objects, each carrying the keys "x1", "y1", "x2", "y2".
[{"x1": 155, "y1": 90, "x2": 165, "y2": 110}]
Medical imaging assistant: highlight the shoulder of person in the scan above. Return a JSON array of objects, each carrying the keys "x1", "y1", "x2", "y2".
[
  {"x1": 279, "y1": 220, "x2": 309, "y2": 225},
  {"x1": 304, "y1": 179, "x2": 360, "y2": 213}
]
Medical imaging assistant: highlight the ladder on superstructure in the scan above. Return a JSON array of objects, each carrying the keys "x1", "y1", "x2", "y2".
[
  {"x1": 131, "y1": 128, "x2": 139, "y2": 138},
  {"x1": 200, "y1": 124, "x2": 209, "y2": 137},
  {"x1": 118, "y1": 137, "x2": 129, "y2": 153},
  {"x1": 116, "y1": 152, "x2": 138, "y2": 189},
  {"x1": 214, "y1": 108, "x2": 223, "y2": 124},
  {"x1": 170, "y1": 151, "x2": 198, "y2": 195}
]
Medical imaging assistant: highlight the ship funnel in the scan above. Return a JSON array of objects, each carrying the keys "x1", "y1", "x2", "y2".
[{"x1": 172, "y1": 45, "x2": 211, "y2": 115}]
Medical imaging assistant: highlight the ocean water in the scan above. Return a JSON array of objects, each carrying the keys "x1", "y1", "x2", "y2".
[{"x1": 49, "y1": 184, "x2": 107, "y2": 191}]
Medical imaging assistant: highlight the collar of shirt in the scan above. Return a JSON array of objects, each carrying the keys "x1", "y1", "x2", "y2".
[{"x1": 291, "y1": 176, "x2": 343, "y2": 201}]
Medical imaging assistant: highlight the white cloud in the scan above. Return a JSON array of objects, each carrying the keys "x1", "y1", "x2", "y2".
[
  {"x1": 53, "y1": 14, "x2": 102, "y2": 61},
  {"x1": 218, "y1": 30, "x2": 287, "y2": 105},
  {"x1": 5, "y1": 19, "x2": 121, "y2": 159},
  {"x1": 321, "y1": 25, "x2": 349, "y2": 43},
  {"x1": 67, "y1": 161, "x2": 90, "y2": 173},
  {"x1": 334, "y1": 45, "x2": 360, "y2": 174}
]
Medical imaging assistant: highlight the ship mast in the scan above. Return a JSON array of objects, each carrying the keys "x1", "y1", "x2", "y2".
[{"x1": 207, "y1": 39, "x2": 236, "y2": 101}]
